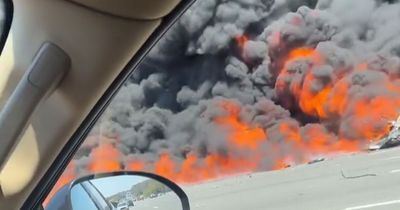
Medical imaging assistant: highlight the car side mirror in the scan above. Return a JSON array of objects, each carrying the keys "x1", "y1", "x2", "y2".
[{"x1": 45, "y1": 171, "x2": 190, "y2": 210}]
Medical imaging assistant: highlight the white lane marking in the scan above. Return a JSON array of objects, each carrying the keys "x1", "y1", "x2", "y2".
[
  {"x1": 345, "y1": 200, "x2": 400, "y2": 210},
  {"x1": 382, "y1": 156, "x2": 400, "y2": 161},
  {"x1": 390, "y1": 169, "x2": 400, "y2": 173}
]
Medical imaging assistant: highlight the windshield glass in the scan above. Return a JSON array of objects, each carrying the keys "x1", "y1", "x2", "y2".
[{"x1": 46, "y1": 0, "x2": 400, "y2": 209}]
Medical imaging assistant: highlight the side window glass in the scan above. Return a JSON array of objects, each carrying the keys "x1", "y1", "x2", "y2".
[{"x1": 47, "y1": 0, "x2": 400, "y2": 206}]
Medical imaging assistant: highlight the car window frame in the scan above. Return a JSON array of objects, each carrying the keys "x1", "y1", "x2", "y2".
[{"x1": 22, "y1": 0, "x2": 197, "y2": 209}]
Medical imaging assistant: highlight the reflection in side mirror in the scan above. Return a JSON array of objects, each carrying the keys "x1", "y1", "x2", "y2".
[{"x1": 45, "y1": 171, "x2": 190, "y2": 210}]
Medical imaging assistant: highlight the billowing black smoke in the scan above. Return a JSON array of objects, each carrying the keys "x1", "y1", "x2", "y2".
[{"x1": 77, "y1": 0, "x2": 400, "y2": 176}]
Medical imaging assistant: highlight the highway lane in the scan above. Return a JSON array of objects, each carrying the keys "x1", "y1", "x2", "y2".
[
  {"x1": 129, "y1": 192, "x2": 182, "y2": 210},
  {"x1": 181, "y1": 147, "x2": 400, "y2": 210}
]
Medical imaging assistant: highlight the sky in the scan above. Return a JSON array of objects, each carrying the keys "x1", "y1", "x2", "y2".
[{"x1": 89, "y1": 175, "x2": 147, "y2": 198}]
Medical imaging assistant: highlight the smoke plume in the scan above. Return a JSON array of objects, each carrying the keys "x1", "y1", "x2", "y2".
[{"x1": 69, "y1": 0, "x2": 400, "y2": 183}]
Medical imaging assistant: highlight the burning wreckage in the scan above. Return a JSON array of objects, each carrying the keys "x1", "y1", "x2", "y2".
[
  {"x1": 55, "y1": 0, "x2": 400, "y2": 188},
  {"x1": 369, "y1": 116, "x2": 400, "y2": 150}
]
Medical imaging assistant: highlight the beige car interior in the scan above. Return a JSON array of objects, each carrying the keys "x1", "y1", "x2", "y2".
[{"x1": 0, "y1": 0, "x2": 181, "y2": 209}]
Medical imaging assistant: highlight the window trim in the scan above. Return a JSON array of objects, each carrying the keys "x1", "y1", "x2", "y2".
[
  {"x1": 22, "y1": 0, "x2": 196, "y2": 209},
  {"x1": 0, "y1": 0, "x2": 13, "y2": 55}
]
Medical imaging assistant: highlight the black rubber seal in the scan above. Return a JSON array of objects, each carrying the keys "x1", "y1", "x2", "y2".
[
  {"x1": 0, "y1": 0, "x2": 13, "y2": 55},
  {"x1": 22, "y1": 0, "x2": 196, "y2": 209}
]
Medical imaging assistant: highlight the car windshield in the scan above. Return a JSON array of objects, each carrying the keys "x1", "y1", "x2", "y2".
[{"x1": 47, "y1": 0, "x2": 400, "y2": 209}]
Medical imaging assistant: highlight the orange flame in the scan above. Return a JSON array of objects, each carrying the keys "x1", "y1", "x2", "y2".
[
  {"x1": 299, "y1": 73, "x2": 332, "y2": 118},
  {"x1": 277, "y1": 47, "x2": 399, "y2": 141},
  {"x1": 235, "y1": 35, "x2": 248, "y2": 50},
  {"x1": 279, "y1": 48, "x2": 329, "y2": 118},
  {"x1": 127, "y1": 161, "x2": 145, "y2": 171},
  {"x1": 287, "y1": 48, "x2": 316, "y2": 60},
  {"x1": 48, "y1": 45, "x2": 400, "y2": 204},
  {"x1": 88, "y1": 143, "x2": 121, "y2": 172},
  {"x1": 235, "y1": 35, "x2": 250, "y2": 60},
  {"x1": 326, "y1": 79, "x2": 350, "y2": 116},
  {"x1": 214, "y1": 102, "x2": 267, "y2": 150}
]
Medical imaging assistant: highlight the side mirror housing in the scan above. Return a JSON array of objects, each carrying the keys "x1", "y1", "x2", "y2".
[{"x1": 45, "y1": 171, "x2": 190, "y2": 210}]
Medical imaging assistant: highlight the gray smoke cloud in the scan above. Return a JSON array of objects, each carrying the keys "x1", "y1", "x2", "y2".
[{"x1": 74, "y1": 0, "x2": 400, "y2": 178}]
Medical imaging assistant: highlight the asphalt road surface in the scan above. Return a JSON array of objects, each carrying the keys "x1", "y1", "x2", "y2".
[
  {"x1": 130, "y1": 192, "x2": 182, "y2": 210},
  {"x1": 180, "y1": 147, "x2": 400, "y2": 210}
]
